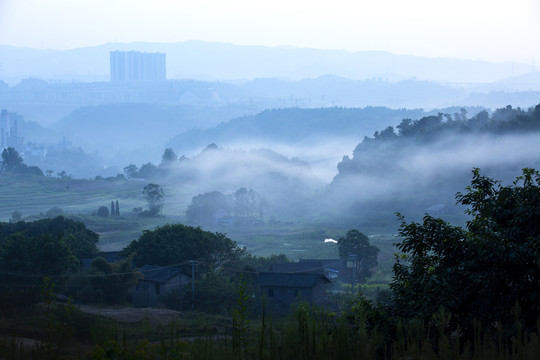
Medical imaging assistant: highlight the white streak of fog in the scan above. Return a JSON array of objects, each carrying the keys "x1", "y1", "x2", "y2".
[
  {"x1": 327, "y1": 132, "x2": 540, "y2": 205},
  {"x1": 404, "y1": 133, "x2": 540, "y2": 179},
  {"x1": 184, "y1": 137, "x2": 361, "y2": 183}
]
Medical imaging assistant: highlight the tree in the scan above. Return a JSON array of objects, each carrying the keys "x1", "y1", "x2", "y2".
[
  {"x1": 122, "y1": 224, "x2": 245, "y2": 274},
  {"x1": 338, "y1": 229, "x2": 379, "y2": 283},
  {"x1": 97, "y1": 206, "x2": 109, "y2": 217},
  {"x1": 76, "y1": 256, "x2": 140, "y2": 305},
  {"x1": 10, "y1": 210, "x2": 22, "y2": 223},
  {"x1": 185, "y1": 191, "x2": 231, "y2": 225},
  {"x1": 0, "y1": 231, "x2": 79, "y2": 307},
  {"x1": 0, "y1": 216, "x2": 99, "y2": 259},
  {"x1": 142, "y1": 183, "x2": 164, "y2": 216},
  {"x1": 161, "y1": 148, "x2": 178, "y2": 164},
  {"x1": 233, "y1": 188, "x2": 266, "y2": 223},
  {"x1": 115, "y1": 200, "x2": 120, "y2": 216},
  {"x1": 391, "y1": 168, "x2": 540, "y2": 334},
  {"x1": 123, "y1": 164, "x2": 138, "y2": 178},
  {"x1": 1, "y1": 147, "x2": 23, "y2": 172},
  {"x1": 138, "y1": 162, "x2": 159, "y2": 179},
  {"x1": 46, "y1": 207, "x2": 64, "y2": 217},
  {"x1": 57, "y1": 170, "x2": 70, "y2": 179}
]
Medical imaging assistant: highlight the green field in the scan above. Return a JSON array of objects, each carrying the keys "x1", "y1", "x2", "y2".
[{"x1": 0, "y1": 174, "x2": 399, "y2": 269}]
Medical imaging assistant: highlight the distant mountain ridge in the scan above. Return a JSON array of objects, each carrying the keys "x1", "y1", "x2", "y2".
[{"x1": 0, "y1": 41, "x2": 537, "y2": 85}]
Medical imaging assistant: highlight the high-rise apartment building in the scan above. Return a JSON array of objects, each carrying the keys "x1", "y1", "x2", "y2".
[
  {"x1": 110, "y1": 51, "x2": 166, "y2": 82},
  {"x1": 1, "y1": 109, "x2": 22, "y2": 151}
]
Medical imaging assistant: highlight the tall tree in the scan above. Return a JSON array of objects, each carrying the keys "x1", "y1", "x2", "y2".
[
  {"x1": 161, "y1": 148, "x2": 178, "y2": 164},
  {"x1": 1, "y1": 147, "x2": 23, "y2": 172},
  {"x1": 338, "y1": 229, "x2": 379, "y2": 283},
  {"x1": 142, "y1": 183, "x2": 165, "y2": 216}
]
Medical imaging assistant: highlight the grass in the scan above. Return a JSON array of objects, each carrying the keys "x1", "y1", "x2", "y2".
[
  {"x1": 4, "y1": 300, "x2": 540, "y2": 360},
  {"x1": 0, "y1": 173, "x2": 401, "y2": 264}
]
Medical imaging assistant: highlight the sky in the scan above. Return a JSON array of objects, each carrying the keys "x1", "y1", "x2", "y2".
[{"x1": 0, "y1": 0, "x2": 539, "y2": 64}]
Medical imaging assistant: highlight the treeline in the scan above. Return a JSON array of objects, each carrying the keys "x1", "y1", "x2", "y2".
[
  {"x1": 338, "y1": 102, "x2": 540, "y2": 177},
  {"x1": 0, "y1": 215, "x2": 287, "y2": 312},
  {"x1": 166, "y1": 106, "x2": 431, "y2": 152},
  {"x1": 372, "y1": 102, "x2": 540, "y2": 143},
  {"x1": 184, "y1": 187, "x2": 266, "y2": 227},
  {"x1": 324, "y1": 102, "x2": 540, "y2": 227}
]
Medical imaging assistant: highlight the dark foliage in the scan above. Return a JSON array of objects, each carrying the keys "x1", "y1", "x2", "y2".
[
  {"x1": 338, "y1": 229, "x2": 379, "y2": 283},
  {"x1": 1, "y1": 147, "x2": 44, "y2": 175},
  {"x1": 0, "y1": 216, "x2": 99, "y2": 259},
  {"x1": 122, "y1": 223, "x2": 245, "y2": 274},
  {"x1": 74, "y1": 256, "x2": 140, "y2": 305},
  {"x1": 97, "y1": 206, "x2": 109, "y2": 217},
  {"x1": 391, "y1": 168, "x2": 540, "y2": 336}
]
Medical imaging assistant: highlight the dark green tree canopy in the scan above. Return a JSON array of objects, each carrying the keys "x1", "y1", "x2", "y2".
[
  {"x1": 391, "y1": 168, "x2": 540, "y2": 332},
  {"x1": 0, "y1": 216, "x2": 99, "y2": 259},
  {"x1": 338, "y1": 229, "x2": 379, "y2": 283},
  {"x1": 122, "y1": 224, "x2": 245, "y2": 274},
  {"x1": 0, "y1": 217, "x2": 94, "y2": 307},
  {"x1": 1, "y1": 147, "x2": 24, "y2": 172}
]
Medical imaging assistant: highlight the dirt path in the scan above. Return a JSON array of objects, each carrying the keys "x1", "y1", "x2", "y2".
[{"x1": 77, "y1": 305, "x2": 182, "y2": 323}]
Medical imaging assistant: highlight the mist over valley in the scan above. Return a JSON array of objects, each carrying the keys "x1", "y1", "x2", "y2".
[{"x1": 3, "y1": 2, "x2": 540, "y2": 355}]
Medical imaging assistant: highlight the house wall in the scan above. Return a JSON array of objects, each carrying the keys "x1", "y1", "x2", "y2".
[
  {"x1": 262, "y1": 286, "x2": 315, "y2": 315},
  {"x1": 131, "y1": 274, "x2": 191, "y2": 308}
]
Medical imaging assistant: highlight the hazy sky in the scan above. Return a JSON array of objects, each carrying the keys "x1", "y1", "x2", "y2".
[{"x1": 1, "y1": 0, "x2": 539, "y2": 63}]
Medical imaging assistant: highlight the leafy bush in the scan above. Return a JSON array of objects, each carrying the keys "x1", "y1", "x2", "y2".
[{"x1": 96, "y1": 206, "x2": 109, "y2": 217}]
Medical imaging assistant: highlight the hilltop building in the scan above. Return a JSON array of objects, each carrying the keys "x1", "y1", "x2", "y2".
[
  {"x1": 0, "y1": 109, "x2": 23, "y2": 152},
  {"x1": 110, "y1": 51, "x2": 166, "y2": 82}
]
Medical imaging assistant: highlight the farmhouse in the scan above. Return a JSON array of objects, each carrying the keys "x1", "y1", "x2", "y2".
[
  {"x1": 131, "y1": 265, "x2": 191, "y2": 308},
  {"x1": 257, "y1": 272, "x2": 331, "y2": 314}
]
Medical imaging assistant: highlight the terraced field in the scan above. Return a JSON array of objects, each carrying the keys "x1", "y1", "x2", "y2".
[
  {"x1": 0, "y1": 174, "x2": 397, "y2": 265},
  {"x1": 0, "y1": 174, "x2": 142, "y2": 220}
]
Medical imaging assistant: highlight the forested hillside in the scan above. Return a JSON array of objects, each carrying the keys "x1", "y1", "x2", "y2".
[
  {"x1": 166, "y1": 106, "x2": 479, "y2": 153},
  {"x1": 322, "y1": 103, "x2": 540, "y2": 227}
]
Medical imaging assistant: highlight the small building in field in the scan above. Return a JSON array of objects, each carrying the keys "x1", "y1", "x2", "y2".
[
  {"x1": 257, "y1": 272, "x2": 331, "y2": 314},
  {"x1": 131, "y1": 265, "x2": 191, "y2": 308}
]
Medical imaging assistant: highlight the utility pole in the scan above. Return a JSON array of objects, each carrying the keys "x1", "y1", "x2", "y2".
[
  {"x1": 179, "y1": 269, "x2": 183, "y2": 313},
  {"x1": 189, "y1": 260, "x2": 198, "y2": 309},
  {"x1": 349, "y1": 254, "x2": 358, "y2": 293}
]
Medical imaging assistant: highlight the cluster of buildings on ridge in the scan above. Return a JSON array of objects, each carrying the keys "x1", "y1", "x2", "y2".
[{"x1": 1, "y1": 108, "x2": 71, "y2": 160}]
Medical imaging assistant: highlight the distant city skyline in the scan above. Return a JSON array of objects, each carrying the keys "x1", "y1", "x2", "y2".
[{"x1": 0, "y1": 0, "x2": 539, "y2": 65}]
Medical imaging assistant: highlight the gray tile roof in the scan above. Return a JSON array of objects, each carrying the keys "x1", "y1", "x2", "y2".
[
  {"x1": 139, "y1": 265, "x2": 188, "y2": 284},
  {"x1": 270, "y1": 261, "x2": 325, "y2": 274},
  {"x1": 258, "y1": 272, "x2": 331, "y2": 288},
  {"x1": 299, "y1": 258, "x2": 344, "y2": 269}
]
